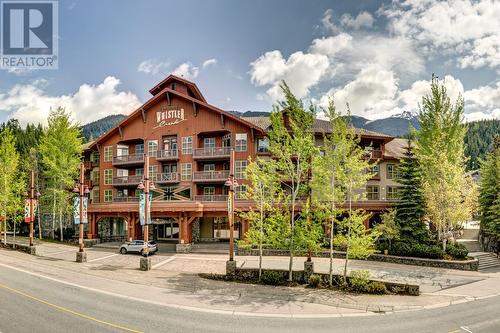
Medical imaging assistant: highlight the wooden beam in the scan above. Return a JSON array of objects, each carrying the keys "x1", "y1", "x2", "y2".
[
  {"x1": 193, "y1": 101, "x2": 198, "y2": 117},
  {"x1": 220, "y1": 114, "x2": 225, "y2": 128},
  {"x1": 251, "y1": 128, "x2": 255, "y2": 142},
  {"x1": 141, "y1": 108, "x2": 147, "y2": 123},
  {"x1": 96, "y1": 143, "x2": 101, "y2": 153},
  {"x1": 118, "y1": 126, "x2": 123, "y2": 139},
  {"x1": 166, "y1": 91, "x2": 171, "y2": 105}
]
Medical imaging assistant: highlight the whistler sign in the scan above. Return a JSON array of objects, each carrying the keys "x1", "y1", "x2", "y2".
[{"x1": 154, "y1": 106, "x2": 185, "y2": 128}]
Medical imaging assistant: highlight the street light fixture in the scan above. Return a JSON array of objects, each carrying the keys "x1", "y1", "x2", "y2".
[{"x1": 225, "y1": 149, "x2": 238, "y2": 262}]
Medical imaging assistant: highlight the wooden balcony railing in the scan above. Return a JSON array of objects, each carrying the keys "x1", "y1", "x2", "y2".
[
  {"x1": 193, "y1": 195, "x2": 228, "y2": 202},
  {"x1": 112, "y1": 175, "x2": 143, "y2": 186},
  {"x1": 153, "y1": 172, "x2": 179, "y2": 184},
  {"x1": 112, "y1": 153, "x2": 144, "y2": 166},
  {"x1": 156, "y1": 149, "x2": 178, "y2": 161},
  {"x1": 193, "y1": 147, "x2": 231, "y2": 160},
  {"x1": 192, "y1": 170, "x2": 230, "y2": 182},
  {"x1": 113, "y1": 197, "x2": 139, "y2": 203},
  {"x1": 83, "y1": 160, "x2": 93, "y2": 170},
  {"x1": 364, "y1": 150, "x2": 383, "y2": 159}
]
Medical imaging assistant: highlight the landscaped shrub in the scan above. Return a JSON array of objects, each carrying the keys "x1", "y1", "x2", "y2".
[
  {"x1": 391, "y1": 242, "x2": 445, "y2": 259},
  {"x1": 349, "y1": 270, "x2": 370, "y2": 293},
  {"x1": 446, "y1": 243, "x2": 469, "y2": 259},
  {"x1": 366, "y1": 281, "x2": 387, "y2": 294},
  {"x1": 261, "y1": 271, "x2": 284, "y2": 285},
  {"x1": 308, "y1": 274, "x2": 322, "y2": 288}
]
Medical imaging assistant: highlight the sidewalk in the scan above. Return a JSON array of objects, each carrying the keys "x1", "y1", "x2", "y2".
[{"x1": 1, "y1": 242, "x2": 500, "y2": 318}]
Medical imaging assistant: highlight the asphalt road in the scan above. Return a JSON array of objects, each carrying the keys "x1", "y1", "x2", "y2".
[{"x1": 0, "y1": 265, "x2": 499, "y2": 333}]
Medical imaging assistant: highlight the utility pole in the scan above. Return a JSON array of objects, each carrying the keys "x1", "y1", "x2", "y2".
[
  {"x1": 139, "y1": 150, "x2": 154, "y2": 271},
  {"x1": 75, "y1": 163, "x2": 89, "y2": 263},
  {"x1": 225, "y1": 149, "x2": 237, "y2": 276},
  {"x1": 24, "y1": 170, "x2": 39, "y2": 255}
]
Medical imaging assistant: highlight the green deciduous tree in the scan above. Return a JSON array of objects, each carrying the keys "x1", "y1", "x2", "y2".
[
  {"x1": 374, "y1": 209, "x2": 399, "y2": 251},
  {"x1": 240, "y1": 158, "x2": 281, "y2": 280},
  {"x1": 416, "y1": 76, "x2": 477, "y2": 250},
  {"x1": 267, "y1": 82, "x2": 318, "y2": 282},
  {"x1": 0, "y1": 128, "x2": 24, "y2": 244},
  {"x1": 38, "y1": 108, "x2": 83, "y2": 240}
]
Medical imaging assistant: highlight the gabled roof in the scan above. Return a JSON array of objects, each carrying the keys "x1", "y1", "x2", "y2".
[
  {"x1": 148, "y1": 74, "x2": 206, "y2": 103},
  {"x1": 241, "y1": 116, "x2": 394, "y2": 141},
  {"x1": 88, "y1": 84, "x2": 264, "y2": 149}
]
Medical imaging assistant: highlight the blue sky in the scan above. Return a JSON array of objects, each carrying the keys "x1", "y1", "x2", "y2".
[{"x1": 0, "y1": 0, "x2": 499, "y2": 126}]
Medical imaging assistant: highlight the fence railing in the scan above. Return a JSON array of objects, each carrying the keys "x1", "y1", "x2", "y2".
[
  {"x1": 193, "y1": 147, "x2": 231, "y2": 159},
  {"x1": 192, "y1": 170, "x2": 230, "y2": 182}
]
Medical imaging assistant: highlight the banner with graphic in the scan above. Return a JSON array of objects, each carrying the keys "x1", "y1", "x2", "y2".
[
  {"x1": 139, "y1": 192, "x2": 153, "y2": 225},
  {"x1": 73, "y1": 197, "x2": 88, "y2": 224},
  {"x1": 24, "y1": 199, "x2": 31, "y2": 223}
]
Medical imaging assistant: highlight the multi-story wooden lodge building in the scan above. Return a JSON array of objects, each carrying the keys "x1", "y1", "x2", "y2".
[{"x1": 83, "y1": 75, "x2": 406, "y2": 251}]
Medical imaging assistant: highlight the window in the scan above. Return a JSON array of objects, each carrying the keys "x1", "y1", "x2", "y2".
[
  {"x1": 116, "y1": 169, "x2": 128, "y2": 177},
  {"x1": 235, "y1": 185, "x2": 247, "y2": 199},
  {"x1": 204, "y1": 137, "x2": 215, "y2": 150},
  {"x1": 92, "y1": 190, "x2": 100, "y2": 203},
  {"x1": 182, "y1": 136, "x2": 193, "y2": 154},
  {"x1": 149, "y1": 165, "x2": 158, "y2": 178},
  {"x1": 148, "y1": 140, "x2": 158, "y2": 157},
  {"x1": 104, "y1": 146, "x2": 113, "y2": 162},
  {"x1": 387, "y1": 164, "x2": 399, "y2": 179},
  {"x1": 366, "y1": 185, "x2": 380, "y2": 200},
  {"x1": 104, "y1": 189, "x2": 113, "y2": 202},
  {"x1": 235, "y1": 160, "x2": 248, "y2": 179},
  {"x1": 136, "y1": 168, "x2": 144, "y2": 176},
  {"x1": 203, "y1": 186, "x2": 215, "y2": 195},
  {"x1": 203, "y1": 164, "x2": 215, "y2": 172},
  {"x1": 386, "y1": 186, "x2": 401, "y2": 201},
  {"x1": 222, "y1": 134, "x2": 231, "y2": 148},
  {"x1": 181, "y1": 163, "x2": 192, "y2": 181},
  {"x1": 257, "y1": 138, "x2": 269, "y2": 153},
  {"x1": 104, "y1": 169, "x2": 112, "y2": 185},
  {"x1": 371, "y1": 164, "x2": 380, "y2": 177},
  {"x1": 91, "y1": 152, "x2": 100, "y2": 164},
  {"x1": 135, "y1": 143, "x2": 144, "y2": 155},
  {"x1": 116, "y1": 145, "x2": 129, "y2": 157},
  {"x1": 235, "y1": 133, "x2": 247, "y2": 152},
  {"x1": 91, "y1": 169, "x2": 99, "y2": 182}
]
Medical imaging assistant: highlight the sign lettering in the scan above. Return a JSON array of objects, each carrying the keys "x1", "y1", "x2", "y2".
[{"x1": 154, "y1": 106, "x2": 185, "y2": 128}]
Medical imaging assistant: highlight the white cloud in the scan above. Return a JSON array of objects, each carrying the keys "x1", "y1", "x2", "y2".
[
  {"x1": 320, "y1": 9, "x2": 338, "y2": 33},
  {"x1": 318, "y1": 65, "x2": 399, "y2": 119},
  {"x1": 172, "y1": 62, "x2": 200, "y2": 79},
  {"x1": 309, "y1": 33, "x2": 353, "y2": 57},
  {"x1": 464, "y1": 81, "x2": 500, "y2": 120},
  {"x1": 250, "y1": 50, "x2": 329, "y2": 100},
  {"x1": 137, "y1": 59, "x2": 170, "y2": 75},
  {"x1": 0, "y1": 77, "x2": 141, "y2": 126},
  {"x1": 202, "y1": 58, "x2": 217, "y2": 68},
  {"x1": 380, "y1": 0, "x2": 500, "y2": 69},
  {"x1": 340, "y1": 11, "x2": 374, "y2": 30}
]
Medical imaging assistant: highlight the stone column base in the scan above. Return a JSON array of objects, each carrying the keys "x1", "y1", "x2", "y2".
[
  {"x1": 226, "y1": 260, "x2": 237, "y2": 278},
  {"x1": 28, "y1": 246, "x2": 37, "y2": 256},
  {"x1": 304, "y1": 260, "x2": 314, "y2": 282},
  {"x1": 140, "y1": 257, "x2": 152, "y2": 271},
  {"x1": 76, "y1": 251, "x2": 87, "y2": 263},
  {"x1": 176, "y1": 243, "x2": 192, "y2": 253}
]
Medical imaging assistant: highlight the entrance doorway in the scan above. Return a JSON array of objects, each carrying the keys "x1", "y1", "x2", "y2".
[
  {"x1": 153, "y1": 218, "x2": 179, "y2": 241},
  {"x1": 213, "y1": 217, "x2": 240, "y2": 240}
]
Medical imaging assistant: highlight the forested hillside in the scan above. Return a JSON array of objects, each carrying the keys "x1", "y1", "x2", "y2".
[
  {"x1": 464, "y1": 119, "x2": 500, "y2": 170},
  {"x1": 81, "y1": 114, "x2": 126, "y2": 142}
]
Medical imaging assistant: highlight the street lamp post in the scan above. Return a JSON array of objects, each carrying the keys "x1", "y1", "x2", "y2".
[
  {"x1": 138, "y1": 151, "x2": 155, "y2": 271},
  {"x1": 225, "y1": 149, "x2": 237, "y2": 276},
  {"x1": 23, "y1": 170, "x2": 40, "y2": 255},
  {"x1": 74, "y1": 163, "x2": 90, "y2": 263}
]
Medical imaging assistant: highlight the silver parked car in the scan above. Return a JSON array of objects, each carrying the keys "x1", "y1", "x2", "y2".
[{"x1": 119, "y1": 240, "x2": 158, "y2": 256}]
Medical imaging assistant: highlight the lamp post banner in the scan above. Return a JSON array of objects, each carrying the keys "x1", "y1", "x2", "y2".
[
  {"x1": 139, "y1": 193, "x2": 153, "y2": 225},
  {"x1": 73, "y1": 197, "x2": 88, "y2": 224},
  {"x1": 24, "y1": 199, "x2": 31, "y2": 222}
]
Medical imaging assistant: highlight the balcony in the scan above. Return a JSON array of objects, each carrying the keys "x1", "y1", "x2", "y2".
[
  {"x1": 112, "y1": 175, "x2": 143, "y2": 186},
  {"x1": 156, "y1": 149, "x2": 179, "y2": 162},
  {"x1": 83, "y1": 160, "x2": 94, "y2": 170},
  {"x1": 112, "y1": 153, "x2": 144, "y2": 167},
  {"x1": 193, "y1": 147, "x2": 231, "y2": 160},
  {"x1": 153, "y1": 172, "x2": 179, "y2": 184},
  {"x1": 365, "y1": 150, "x2": 383, "y2": 159},
  {"x1": 194, "y1": 195, "x2": 228, "y2": 202},
  {"x1": 192, "y1": 170, "x2": 230, "y2": 183},
  {"x1": 113, "y1": 197, "x2": 139, "y2": 203}
]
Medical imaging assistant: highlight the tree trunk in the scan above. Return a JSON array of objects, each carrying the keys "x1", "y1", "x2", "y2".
[
  {"x1": 3, "y1": 213, "x2": 6, "y2": 245},
  {"x1": 51, "y1": 191, "x2": 56, "y2": 240},
  {"x1": 59, "y1": 207, "x2": 63, "y2": 242},
  {"x1": 288, "y1": 199, "x2": 295, "y2": 282},
  {"x1": 258, "y1": 206, "x2": 264, "y2": 281},
  {"x1": 343, "y1": 181, "x2": 352, "y2": 281},
  {"x1": 329, "y1": 174, "x2": 335, "y2": 287}
]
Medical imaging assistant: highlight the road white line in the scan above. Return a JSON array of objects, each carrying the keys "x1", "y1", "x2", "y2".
[
  {"x1": 88, "y1": 254, "x2": 119, "y2": 263},
  {"x1": 460, "y1": 326, "x2": 473, "y2": 333},
  {"x1": 152, "y1": 256, "x2": 177, "y2": 269}
]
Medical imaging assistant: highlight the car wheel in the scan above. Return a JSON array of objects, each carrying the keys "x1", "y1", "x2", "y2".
[{"x1": 120, "y1": 247, "x2": 127, "y2": 255}]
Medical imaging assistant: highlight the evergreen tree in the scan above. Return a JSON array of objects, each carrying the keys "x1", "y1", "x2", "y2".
[
  {"x1": 394, "y1": 139, "x2": 429, "y2": 243},
  {"x1": 479, "y1": 137, "x2": 500, "y2": 245}
]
